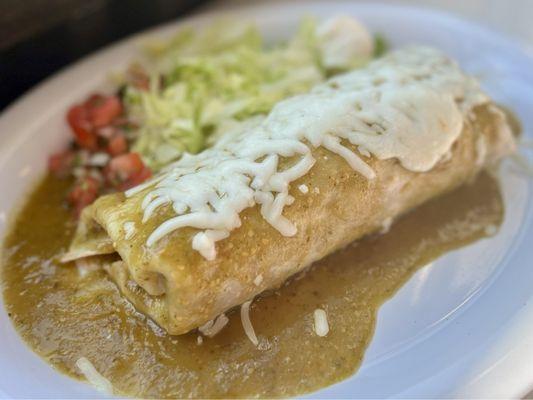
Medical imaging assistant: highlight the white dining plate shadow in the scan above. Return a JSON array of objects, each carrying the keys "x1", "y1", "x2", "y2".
[{"x1": 0, "y1": 2, "x2": 532, "y2": 398}]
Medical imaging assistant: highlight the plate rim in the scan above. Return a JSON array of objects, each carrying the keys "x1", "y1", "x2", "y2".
[{"x1": 1, "y1": 2, "x2": 533, "y2": 398}]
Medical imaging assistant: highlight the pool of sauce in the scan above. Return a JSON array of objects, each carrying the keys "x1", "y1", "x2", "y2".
[{"x1": 1, "y1": 172, "x2": 503, "y2": 398}]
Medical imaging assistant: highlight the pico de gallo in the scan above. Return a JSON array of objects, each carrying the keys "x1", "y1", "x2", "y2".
[{"x1": 48, "y1": 90, "x2": 152, "y2": 216}]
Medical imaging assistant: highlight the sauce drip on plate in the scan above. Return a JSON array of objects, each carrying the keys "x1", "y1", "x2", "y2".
[{"x1": 1, "y1": 172, "x2": 503, "y2": 398}]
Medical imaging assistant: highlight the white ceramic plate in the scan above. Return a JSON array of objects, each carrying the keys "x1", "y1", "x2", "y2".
[{"x1": 1, "y1": 2, "x2": 532, "y2": 398}]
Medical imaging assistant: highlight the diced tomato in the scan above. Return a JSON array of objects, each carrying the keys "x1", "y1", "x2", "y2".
[
  {"x1": 83, "y1": 94, "x2": 105, "y2": 109},
  {"x1": 105, "y1": 153, "x2": 151, "y2": 191},
  {"x1": 89, "y1": 96, "x2": 122, "y2": 128},
  {"x1": 66, "y1": 94, "x2": 123, "y2": 150},
  {"x1": 48, "y1": 150, "x2": 75, "y2": 177},
  {"x1": 107, "y1": 133, "x2": 128, "y2": 156},
  {"x1": 67, "y1": 105, "x2": 98, "y2": 150},
  {"x1": 108, "y1": 153, "x2": 144, "y2": 180},
  {"x1": 118, "y1": 165, "x2": 152, "y2": 191},
  {"x1": 68, "y1": 176, "x2": 100, "y2": 216},
  {"x1": 57, "y1": 92, "x2": 139, "y2": 216}
]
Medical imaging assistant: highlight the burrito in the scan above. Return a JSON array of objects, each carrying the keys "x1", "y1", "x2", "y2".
[{"x1": 63, "y1": 47, "x2": 515, "y2": 335}]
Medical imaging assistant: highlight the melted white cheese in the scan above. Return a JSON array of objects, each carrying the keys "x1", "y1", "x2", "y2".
[
  {"x1": 127, "y1": 47, "x2": 487, "y2": 259},
  {"x1": 192, "y1": 229, "x2": 229, "y2": 261}
]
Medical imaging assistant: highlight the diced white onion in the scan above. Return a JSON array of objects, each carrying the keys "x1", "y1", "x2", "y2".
[
  {"x1": 298, "y1": 184, "x2": 309, "y2": 194},
  {"x1": 88, "y1": 152, "x2": 110, "y2": 167}
]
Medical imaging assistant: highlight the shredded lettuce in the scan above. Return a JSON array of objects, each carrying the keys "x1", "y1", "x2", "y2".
[{"x1": 123, "y1": 18, "x2": 377, "y2": 170}]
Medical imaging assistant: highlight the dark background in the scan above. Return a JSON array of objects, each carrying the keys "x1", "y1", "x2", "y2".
[{"x1": 0, "y1": 0, "x2": 211, "y2": 111}]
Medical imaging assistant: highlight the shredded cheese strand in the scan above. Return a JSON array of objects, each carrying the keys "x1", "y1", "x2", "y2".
[
  {"x1": 241, "y1": 300, "x2": 259, "y2": 346},
  {"x1": 313, "y1": 309, "x2": 329, "y2": 337},
  {"x1": 76, "y1": 357, "x2": 113, "y2": 394}
]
